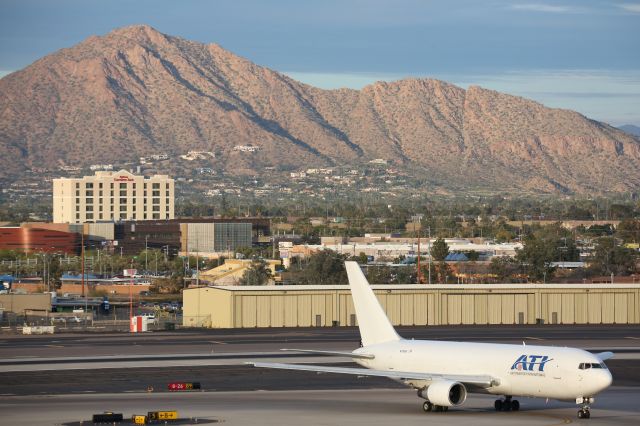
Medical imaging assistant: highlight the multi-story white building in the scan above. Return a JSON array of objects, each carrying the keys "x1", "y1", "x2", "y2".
[{"x1": 53, "y1": 170, "x2": 174, "y2": 223}]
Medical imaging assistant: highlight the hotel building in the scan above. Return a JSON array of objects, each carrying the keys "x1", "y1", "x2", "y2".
[{"x1": 53, "y1": 170, "x2": 174, "y2": 223}]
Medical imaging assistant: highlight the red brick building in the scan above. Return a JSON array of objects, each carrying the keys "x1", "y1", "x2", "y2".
[{"x1": 0, "y1": 227, "x2": 80, "y2": 254}]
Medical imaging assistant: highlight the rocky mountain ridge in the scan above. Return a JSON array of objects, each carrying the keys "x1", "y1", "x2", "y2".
[{"x1": 1, "y1": 25, "x2": 639, "y2": 194}]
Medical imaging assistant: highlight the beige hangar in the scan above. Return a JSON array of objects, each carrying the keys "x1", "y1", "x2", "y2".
[{"x1": 183, "y1": 284, "x2": 640, "y2": 328}]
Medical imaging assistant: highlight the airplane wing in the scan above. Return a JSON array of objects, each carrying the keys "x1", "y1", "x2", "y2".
[
  {"x1": 248, "y1": 362, "x2": 497, "y2": 388},
  {"x1": 280, "y1": 349, "x2": 375, "y2": 359},
  {"x1": 595, "y1": 351, "x2": 614, "y2": 361}
]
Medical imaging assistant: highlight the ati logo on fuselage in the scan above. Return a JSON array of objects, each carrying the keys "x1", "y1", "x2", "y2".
[{"x1": 511, "y1": 355, "x2": 552, "y2": 372}]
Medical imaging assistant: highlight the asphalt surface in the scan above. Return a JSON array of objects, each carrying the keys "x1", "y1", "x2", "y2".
[
  {"x1": 1, "y1": 388, "x2": 638, "y2": 426},
  {"x1": 2, "y1": 324, "x2": 640, "y2": 358},
  {"x1": 0, "y1": 325, "x2": 639, "y2": 425}
]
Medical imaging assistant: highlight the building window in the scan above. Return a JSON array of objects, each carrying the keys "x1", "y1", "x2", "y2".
[
  {"x1": 86, "y1": 190, "x2": 93, "y2": 196},
  {"x1": 98, "y1": 191, "x2": 102, "y2": 197},
  {"x1": 99, "y1": 205, "x2": 103, "y2": 211},
  {"x1": 152, "y1": 183, "x2": 160, "y2": 189},
  {"x1": 99, "y1": 183, "x2": 103, "y2": 189},
  {"x1": 120, "y1": 205, "x2": 127, "y2": 211},
  {"x1": 152, "y1": 190, "x2": 160, "y2": 197},
  {"x1": 110, "y1": 190, "x2": 114, "y2": 196},
  {"x1": 86, "y1": 183, "x2": 93, "y2": 189},
  {"x1": 152, "y1": 205, "x2": 160, "y2": 211},
  {"x1": 120, "y1": 183, "x2": 126, "y2": 189},
  {"x1": 153, "y1": 198, "x2": 159, "y2": 205},
  {"x1": 86, "y1": 213, "x2": 94, "y2": 220},
  {"x1": 153, "y1": 213, "x2": 160, "y2": 219},
  {"x1": 86, "y1": 198, "x2": 93, "y2": 204},
  {"x1": 75, "y1": 198, "x2": 80, "y2": 204},
  {"x1": 75, "y1": 182, "x2": 80, "y2": 189},
  {"x1": 75, "y1": 190, "x2": 80, "y2": 196},
  {"x1": 120, "y1": 190, "x2": 126, "y2": 197},
  {"x1": 76, "y1": 213, "x2": 80, "y2": 219},
  {"x1": 99, "y1": 213, "x2": 103, "y2": 220},
  {"x1": 120, "y1": 213, "x2": 127, "y2": 219},
  {"x1": 110, "y1": 183, "x2": 114, "y2": 189},
  {"x1": 86, "y1": 205, "x2": 93, "y2": 211},
  {"x1": 166, "y1": 198, "x2": 169, "y2": 205},
  {"x1": 166, "y1": 183, "x2": 170, "y2": 190},
  {"x1": 120, "y1": 198, "x2": 126, "y2": 204},
  {"x1": 132, "y1": 191, "x2": 136, "y2": 197}
]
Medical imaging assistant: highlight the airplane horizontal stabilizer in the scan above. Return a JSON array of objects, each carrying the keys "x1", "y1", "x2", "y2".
[
  {"x1": 280, "y1": 349, "x2": 375, "y2": 359},
  {"x1": 248, "y1": 362, "x2": 497, "y2": 388}
]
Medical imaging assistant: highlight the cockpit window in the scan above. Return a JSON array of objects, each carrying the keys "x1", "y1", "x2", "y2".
[{"x1": 578, "y1": 362, "x2": 607, "y2": 370}]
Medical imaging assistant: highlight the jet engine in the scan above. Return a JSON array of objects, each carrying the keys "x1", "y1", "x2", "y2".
[{"x1": 420, "y1": 380, "x2": 468, "y2": 407}]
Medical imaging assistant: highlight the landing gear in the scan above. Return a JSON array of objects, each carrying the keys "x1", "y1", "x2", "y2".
[
  {"x1": 421, "y1": 401, "x2": 448, "y2": 413},
  {"x1": 494, "y1": 396, "x2": 520, "y2": 412},
  {"x1": 577, "y1": 408, "x2": 591, "y2": 419},
  {"x1": 577, "y1": 397, "x2": 593, "y2": 419}
]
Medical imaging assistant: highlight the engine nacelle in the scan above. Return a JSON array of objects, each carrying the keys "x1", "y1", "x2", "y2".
[{"x1": 421, "y1": 380, "x2": 467, "y2": 407}]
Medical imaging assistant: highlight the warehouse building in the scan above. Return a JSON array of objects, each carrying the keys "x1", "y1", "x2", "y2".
[{"x1": 183, "y1": 284, "x2": 640, "y2": 328}]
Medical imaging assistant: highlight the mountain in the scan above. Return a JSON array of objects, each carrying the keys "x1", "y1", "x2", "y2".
[
  {"x1": 619, "y1": 125, "x2": 640, "y2": 138},
  {"x1": 1, "y1": 25, "x2": 639, "y2": 194}
]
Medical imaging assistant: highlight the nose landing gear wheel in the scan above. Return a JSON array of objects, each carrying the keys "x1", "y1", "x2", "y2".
[{"x1": 578, "y1": 409, "x2": 591, "y2": 419}]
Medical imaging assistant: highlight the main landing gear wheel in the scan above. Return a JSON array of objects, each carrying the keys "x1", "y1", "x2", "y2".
[
  {"x1": 422, "y1": 402, "x2": 448, "y2": 413},
  {"x1": 495, "y1": 398, "x2": 520, "y2": 412}
]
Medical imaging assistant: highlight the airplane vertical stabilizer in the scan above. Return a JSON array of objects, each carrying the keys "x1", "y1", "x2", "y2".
[{"x1": 345, "y1": 261, "x2": 400, "y2": 346}]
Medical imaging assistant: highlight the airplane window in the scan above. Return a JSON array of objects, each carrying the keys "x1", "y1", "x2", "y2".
[{"x1": 579, "y1": 362, "x2": 606, "y2": 370}]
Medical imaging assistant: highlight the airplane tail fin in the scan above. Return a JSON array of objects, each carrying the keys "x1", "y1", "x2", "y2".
[{"x1": 345, "y1": 261, "x2": 400, "y2": 346}]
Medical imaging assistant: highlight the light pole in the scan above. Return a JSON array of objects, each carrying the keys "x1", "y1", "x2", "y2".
[{"x1": 145, "y1": 235, "x2": 148, "y2": 274}]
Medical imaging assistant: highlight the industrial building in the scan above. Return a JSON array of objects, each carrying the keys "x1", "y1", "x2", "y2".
[
  {"x1": 183, "y1": 283, "x2": 640, "y2": 328},
  {"x1": 0, "y1": 227, "x2": 80, "y2": 254},
  {"x1": 53, "y1": 170, "x2": 175, "y2": 223}
]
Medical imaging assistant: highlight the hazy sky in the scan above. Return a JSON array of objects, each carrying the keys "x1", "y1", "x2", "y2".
[{"x1": 1, "y1": 0, "x2": 639, "y2": 125}]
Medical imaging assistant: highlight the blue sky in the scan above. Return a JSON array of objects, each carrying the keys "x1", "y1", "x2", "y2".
[{"x1": 1, "y1": 0, "x2": 639, "y2": 125}]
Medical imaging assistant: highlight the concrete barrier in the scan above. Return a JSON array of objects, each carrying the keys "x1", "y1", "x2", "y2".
[{"x1": 22, "y1": 325, "x2": 55, "y2": 335}]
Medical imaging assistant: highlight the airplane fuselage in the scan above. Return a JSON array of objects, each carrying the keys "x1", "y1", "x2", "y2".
[{"x1": 354, "y1": 339, "x2": 612, "y2": 401}]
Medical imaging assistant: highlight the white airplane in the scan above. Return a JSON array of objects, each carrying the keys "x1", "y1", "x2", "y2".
[{"x1": 251, "y1": 261, "x2": 613, "y2": 419}]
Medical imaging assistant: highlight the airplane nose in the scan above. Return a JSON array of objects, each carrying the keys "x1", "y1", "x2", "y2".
[{"x1": 601, "y1": 370, "x2": 613, "y2": 391}]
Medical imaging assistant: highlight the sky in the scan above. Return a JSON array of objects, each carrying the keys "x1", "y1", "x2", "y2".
[{"x1": 1, "y1": 0, "x2": 639, "y2": 125}]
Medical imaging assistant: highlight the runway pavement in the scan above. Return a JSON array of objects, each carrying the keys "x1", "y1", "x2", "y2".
[
  {"x1": 1, "y1": 387, "x2": 638, "y2": 426},
  {"x1": 0, "y1": 325, "x2": 638, "y2": 425}
]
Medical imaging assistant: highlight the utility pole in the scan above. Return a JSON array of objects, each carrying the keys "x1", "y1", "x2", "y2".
[
  {"x1": 428, "y1": 226, "x2": 432, "y2": 285},
  {"x1": 81, "y1": 232, "x2": 85, "y2": 297},
  {"x1": 145, "y1": 235, "x2": 148, "y2": 273}
]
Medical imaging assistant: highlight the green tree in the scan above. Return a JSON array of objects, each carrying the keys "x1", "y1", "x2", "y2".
[
  {"x1": 617, "y1": 219, "x2": 640, "y2": 244},
  {"x1": 515, "y1": 235, "x2": 557, "y2": 282},
  {"x1": 293, "y1": 250, "x2": 348, "y2": 285},
  {"x1": 431, "y1": 238, "x2": 449, "y2": 262},
  {"x1": 352, "y1": 252, "x2": 369, "y2": 264},
  {"x1": 490, "y1": 256, "x2": 520, "y2": 283},
  {"x1": 587, "y1": 237, "x2": 638, "y2": 276},
  {"x1": 239, "y1": 258, "x2": 273, "y2": 285}
]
